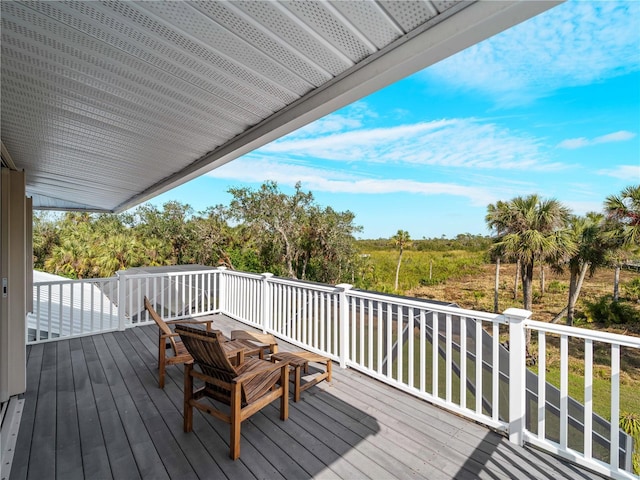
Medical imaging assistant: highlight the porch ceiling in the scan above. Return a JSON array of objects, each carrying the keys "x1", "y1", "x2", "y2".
[{"x1": 0, "y1": 1, "x2": 558, "y2": 213}]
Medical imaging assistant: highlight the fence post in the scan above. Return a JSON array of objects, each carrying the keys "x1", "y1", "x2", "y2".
[
  {"x1": 116, "y1": 271, "x2": 127, "y2": 331},
  {"x1": 504, "y1": 307, "x2": 532, "y2": 446},
  {"x1": 217, "y1": 267, "x2": 227, "y2": 314},
  {"x1": 261, "y1": 273, "x2": 273, "y2": 333},
  {"x1": 336, "y1": 283, "x2": 352, "y2": 369}
]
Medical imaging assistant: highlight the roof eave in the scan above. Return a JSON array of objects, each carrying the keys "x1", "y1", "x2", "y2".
[{"x1": 114, "y1": 0, "x2": 560, "y2": 213}]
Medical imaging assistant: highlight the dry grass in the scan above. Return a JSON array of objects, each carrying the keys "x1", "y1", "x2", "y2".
[
  {"x1": 407, "y1": 263, "x2": 640, "y2": 419},
  {"x1": 407, "y1": 262, "x2": 640, "y2": 332}
]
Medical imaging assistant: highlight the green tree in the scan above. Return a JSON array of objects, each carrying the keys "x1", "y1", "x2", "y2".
[
  {"x1": 92, "y1": 234, "x2": 143, "y2": 277},
  {"x1": 300, "y1": 205, "x2": 361, "y2": 283},
  {"x1": 604, "y1": 185, "x2": 640, "y2": 300},
  {"x1": 391, "y1": 230, "x2": 412, "y2": 291},
  {"x1": 229, "y1": 182, "x2": 312, "y2": 278},
  {"x1": 228, "y1": 181, "x2": 360, "y2": 282},
  {"x1": 560, "y1": 213, "x2": 609, "y2": 325},
  {"x1": 134, "y1": 201, "x2": 195, "y2": 265},
  {"x1": 187, "y1": 206, "x2": 235, "y2": 268},
  {"x1": 32, "y1": 212, "x2": 60, "y2": 269},
  {"x1": 492, "y1": 194, "x2": 575, "y2": 321}
]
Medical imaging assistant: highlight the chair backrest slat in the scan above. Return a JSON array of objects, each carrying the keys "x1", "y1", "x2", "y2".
[
  {"x1": 176, "y1": 324, "x2": 238, "y2": 385},
  {"x1": 144, "y1": 296, "x2": 180, "y2": 354}
]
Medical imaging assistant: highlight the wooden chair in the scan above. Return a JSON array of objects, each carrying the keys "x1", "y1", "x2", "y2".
[
  {"x1": 230, "y1": 330, "x2": 279, "y2": 358},
  {"x1": 176, "y1": 324, "x2": 289, "y2": 460},
  {"x1": 143, "y1": 296, "x2": 263, "y2": 387},
  {"x1": 144, "y1": 296, "x2": 214, "y2": 388}
]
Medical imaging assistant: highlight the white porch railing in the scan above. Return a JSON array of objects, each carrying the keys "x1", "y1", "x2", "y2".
[
  {"x1": 29, "y1": 277, "x2": 120, "y2": 342},
  {"x1": 115, "y1": 269, "x2": 220, "y2": 329},
  {"x1": 28, "y1": 267, "x2": 639, "y2": 479}
]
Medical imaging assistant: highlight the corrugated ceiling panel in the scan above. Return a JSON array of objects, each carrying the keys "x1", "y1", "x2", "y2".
[
  {"x1": 0, "y1": 0, "x2": 557, "y2": 212},
  {"x1": 101, "y1": 0, "x2": 300, "y2": 105},
  {"x1": 137, "y1": 1, "x2": 314, "y2": 96},
  {"x1": 27, "y1": 1, "x2": 282, "y2": 118},
  {"x1": 330, "y1": 0, "x2": 404, "y2": 48},
  {"x1": 190, "y1": 0, "x2": 333, "y2": 87},
  {"x1": 280, "y1": 1, "x2": 376, "y2": 62},
  {"x1": 233, "y1": 1, "x2": 355, "y2": 75},
  {"x1": 379, "y1": 0, "x2": 439, "y2": 31}
]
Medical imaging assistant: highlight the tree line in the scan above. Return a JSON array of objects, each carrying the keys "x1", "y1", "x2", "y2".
[
  {"x1": 34, "y1": 180, "x2": 639, "y2": 329},
  {"x1": 33, "y1": 181, "x2": 361, "y2": 285},
  {"x1": 485, "y1": 185, "x2": 639, "y2": 327}
]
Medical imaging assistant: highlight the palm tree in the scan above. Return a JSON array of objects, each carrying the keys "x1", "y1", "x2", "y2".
[
  {"x1": 560, "y1": 213, "x2": 608, "y2": 325},
  {"x1": 391, "y1": 230, "x2": 411, "y2": 291},
  {"x1": 604, "y1": 185, "x2": 640, "y2": 300},
  {"x1": 486, "y1": 200, "x2": 512, "y2": 312},
  {"x1": 493, "y1": 194, "x2": 575, "y2": 317}
]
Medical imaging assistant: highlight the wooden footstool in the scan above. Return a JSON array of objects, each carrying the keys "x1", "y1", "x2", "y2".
[{"x1": 270, "y1": 351, "x2": 332, "y2": 402}]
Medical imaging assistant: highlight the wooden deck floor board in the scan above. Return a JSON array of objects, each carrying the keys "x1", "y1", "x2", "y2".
[
  {"x1": 55, "y1": 340, "x2": 83, "y2": 480},
  {"x1": 11, "y1": 319, "x2": 606, "y2": 480},
  {"x1": 80, "y1": 335, "x2": 141, "y2": 480},
  {"x1": 68, "y1": 337, "x2": 113, "y2": 480},
  {"x1": 93, "y1": 333, "x2": 170, "y2": 480},
  {"x1": 119, "y1": 328, "x2": 233, "y2": 480},
  {"x1": 104, "y1": 332, "x2": 199, "y2": 480},
  {"x1": 26, "y1": 342, "x2": 57, "y2": 480},
  {"x1": 312, "y1": 367, "x2": 496, "y2": 478}
]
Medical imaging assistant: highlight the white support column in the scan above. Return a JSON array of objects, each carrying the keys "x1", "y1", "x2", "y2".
[
  {"x1": 217, "y1": 267, "x2": 227, "y2": 314},
  {"x1": 116, "y1": 271, "x2": 127, "y2": 331},
  {"x1": 336, "y1": 283, "x2": 352, "y2": 369},
  {"x1": 504, "y1": 307, "x2": 532, "y2": 446},
  {"x1": 261, "y1": 273, "x2": 273, "y2": 333}
]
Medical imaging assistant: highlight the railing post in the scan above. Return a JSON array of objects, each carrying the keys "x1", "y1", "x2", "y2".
[
  {"x1": 217, "y1": 267, "x2": 227, "y2": 314},
  {"x1": 261, "y1": 273, "x2": 273, "y2": 333},
  {"x1": 116, "y1": 271, "x2": 127, "y2": 331},
  {"x1": 336, "y1": 283, "x2": 352, "y2": 369},
  {"x1": 504, "y1": 307, "x2": 532, "y2": 446}
]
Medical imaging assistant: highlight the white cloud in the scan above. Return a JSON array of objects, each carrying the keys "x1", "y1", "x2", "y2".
[
  {"x1": 557, "y1": 137, "x2": 591, "y2": 149},
  {"x1": 594, "y1": 131, "x2": 637, "y2": 144},
  {"x1": 424, "y1": 1, "x2": 640, "y2": 105},
  {"x1": 564, "y1": 200, "x2": 606, "y2": 216},
  {"x1": 281, "y1": 101, "x2": 375, "y2": 138},
  {"x1": 207, "y1": 157, "x2": 496, "y2": 206},
  {"x1": 261, "y1": 118, "x2": 564, "y2": 171},
  {"x1": 597, "y1": 164, "x2": 640, "y2": 180},
  {"x1": 558, "y1": 130, "x2": 637, "y2": 149}
]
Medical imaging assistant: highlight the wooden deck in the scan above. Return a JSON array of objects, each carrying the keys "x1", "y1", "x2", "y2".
[{"x1": 10, "y1": 315, "x2": 603, "y2": 480}]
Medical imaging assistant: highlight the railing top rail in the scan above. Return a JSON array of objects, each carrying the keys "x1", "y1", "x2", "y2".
[
  {"x1": 266, "y1": 276, "x2": 339, "y2": 293},
  {"x1": 116, "y1": 269, "x2": 219, "y2": 279},
  {"x1": 346, "y1": 288, "x2": 504, "y2": 322},
  {"x1": 221, "y1": 269, "x2": 341, "y2": 293},
  {"x1": 219, "y1": 270, "x2": 264, "y2": 280},
  {"x1": 34, "y1": 276, "x2": 118, "y2": 286},
  {"x1": 527, "y1": 319, "x2": 640, "y2": 348}
]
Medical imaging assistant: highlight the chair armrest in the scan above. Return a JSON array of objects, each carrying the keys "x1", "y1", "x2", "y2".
[
  {"x1": 166, "y1": 318, "x2": 214, "y2": 326},
  {"x1": 161, "y1": 332, "x2": 180, "y2": 339},
  {"x1": 233, "y1": 360, "x2": 289, "y2": 384},
  {"x1": 231, "y1": 330, "x2": 278, "y2": 350},
  {"x1": 166, "y1": 318, "x2": 214, "y2": 333}
]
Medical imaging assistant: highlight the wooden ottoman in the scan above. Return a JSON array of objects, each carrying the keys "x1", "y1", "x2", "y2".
[{"x1": 270, "y1": 351, "x2": 332, "y2": 402}]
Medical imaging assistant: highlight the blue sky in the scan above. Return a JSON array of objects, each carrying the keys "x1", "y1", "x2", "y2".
[{"x1": 150, "y1": 1, "x2": 640, "y2": 240}]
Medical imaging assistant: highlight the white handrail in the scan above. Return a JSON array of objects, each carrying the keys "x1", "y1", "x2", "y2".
[{"x1": 528, "y1": 319, "x2": 640, "y2": 347}]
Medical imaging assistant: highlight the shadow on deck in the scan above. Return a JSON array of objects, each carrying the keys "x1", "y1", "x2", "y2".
[{"x1": 10, "y1": 316, "x2": 603, "y2": 479}]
